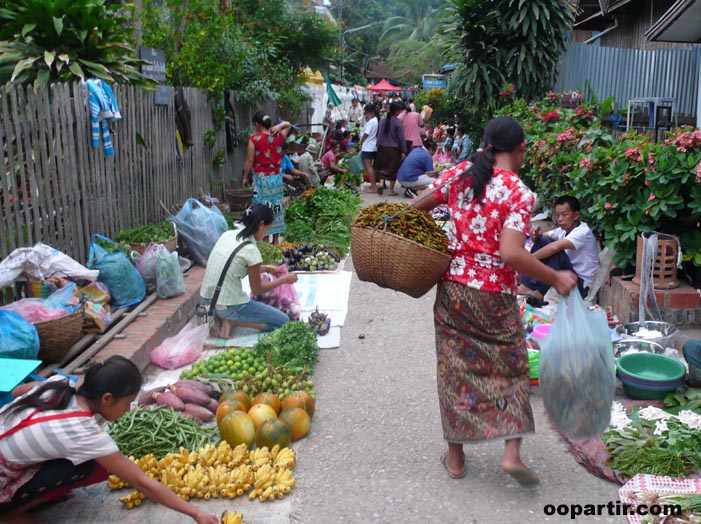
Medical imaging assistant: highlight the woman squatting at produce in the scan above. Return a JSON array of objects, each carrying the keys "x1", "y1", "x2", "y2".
[
  {"x1": 0, "y1": 356, "x2": 219, "y2": 524},
  {"x1": 412, "y1": 116, "x2": 578, "y2": 484},
  {"x1": 200, "y1": 203, "x2": 298, "y2": 339}
]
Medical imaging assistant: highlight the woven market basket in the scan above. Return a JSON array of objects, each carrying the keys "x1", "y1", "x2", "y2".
[
  {"x1": 33, "y1": 309, "x2": 83, "y2": 363},
  {"x1": 128, "y1": 225, "x2": 178, "y2": 255},
  {"x1": 350, "y1": 225, "x2": 451, "y2": 298},
  {"x1": 226, "y1": 188, "x2": 253, "y2": 212}
]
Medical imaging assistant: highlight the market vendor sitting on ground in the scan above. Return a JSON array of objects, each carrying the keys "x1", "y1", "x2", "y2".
[
  {"x1": 397, "y1": 139, "x2": 439, "y2": 198},
  {"x1": 280, "y1": 142, "x2": 312, "y2": 195},
  {"x1": 319, "y1": 141, "x2": 348, "y2": 184},
  {"x1": 518, "y1": 195, "x2": 600, "y2": 300},
  {"x1": 200, "y1": 204, "x2": 297, "y2": 339}
]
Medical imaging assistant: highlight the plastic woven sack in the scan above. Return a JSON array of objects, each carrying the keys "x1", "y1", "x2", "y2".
[
  {"x1": 169, "y1": 198, "x2": 228, "y2": 266},
  {"x1": 150, "y1": 322, "x2": 209, "y2": 369},
  {"x1": 538, "y1": 291, "x2": 615, "y2": 437},
  {"x1": 88, "y1": 234, "x2": 146, "y2": 309},
  {"x1": 251, "y1": 264, "x2": 301, "y2": 320},
  {"x1": 0, "y1": 310, "x2": 40, "y2": 359},
  {"x1": 155, "y1": 245, "x2": 186, "y2": 299}
]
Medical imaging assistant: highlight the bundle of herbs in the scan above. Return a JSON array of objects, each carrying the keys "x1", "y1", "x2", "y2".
[
  {"x1": 602, "y1": 402, "x2": 701, "y2": 479},
  {"x1": 115, "y1": 221, "x2": 174, "y2": 244},
  {"x1": 284, "y1": 187, "x2": 361, "y2": 258},
  {"x1": 253, "y1": 321, "x2": 319, "y2": 372}
]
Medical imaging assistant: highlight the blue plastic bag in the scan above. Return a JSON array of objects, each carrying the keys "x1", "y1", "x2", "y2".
[
  {"x1": 88, "y1": 234, "x2": 146, "y2": 309},
  {"x1": 169, "y1": 198, "x2": 228, "y2": 266},
  {"x1": 538, "y1": 291, "x2": 615, "y2": 437},
  {"x1": 0, "y1": 310, "x2": 40, "y2": 359}
]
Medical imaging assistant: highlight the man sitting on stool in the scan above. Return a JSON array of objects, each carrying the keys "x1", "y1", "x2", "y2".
[
  {"x1": 518, "y1": 195, "x2": 600, "y2": 299},
  {"x1": 397, "y1": 139, "x2": 439, "y2": 198}
]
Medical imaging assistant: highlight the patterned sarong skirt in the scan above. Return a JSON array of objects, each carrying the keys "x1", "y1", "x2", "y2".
[
  {"x1": 252, "y1": 173, "x2": 285, "y2": 236},
  {"x1": 433, "y1": 279, "x2": 535, "y2": 443}
]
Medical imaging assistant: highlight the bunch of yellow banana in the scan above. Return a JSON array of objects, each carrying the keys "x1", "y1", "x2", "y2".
[
  {"x1": 271, "y1": 446, "x2": 296, "y2": 470},
  {"x1": 247, "y1": 463, "x2": 296, "y2": 502},
  {"x1": 118, "y1": 490, "x2": 145, "y2": 509},
  {"x1": 249, "y1": 447, "x2": 272, "y2": 471},
  {"x1": 111, "y1": 444, "x2": 296, "y2": 508},
  {"x1": 220, "y1": 510, "x2": 246, "y2": 524}
]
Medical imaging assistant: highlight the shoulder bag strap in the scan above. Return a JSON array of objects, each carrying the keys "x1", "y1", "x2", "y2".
[{"x1": 208, "y1": 240, "x2": 252, "y2": 316}]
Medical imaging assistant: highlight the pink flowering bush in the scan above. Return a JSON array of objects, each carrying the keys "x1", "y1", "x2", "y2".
[{"x1": 497, "y1": 96, "x2": 701, "y2": 269}]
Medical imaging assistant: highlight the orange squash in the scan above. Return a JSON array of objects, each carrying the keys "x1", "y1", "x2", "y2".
[
  {"x1": 216, "y1": 399, "x2": 247, "y2": 427},
  {"x1": 252, "y1": 392, "x2": 281, "y2": 415},
  {"x1": 281, "y1": 391, "x2": 315, "y2": 418},
  {"x1": 247, "y1": 403, "x2": 278, "y2": 430},
  {"x1": 220, "y1": 390, "x2": 252, "y2": 411},
  {"x1": 255, "y1": 418, "x2": 291, "y2": 449},
  {"x1": 219, "y1": 411, "x2": 255, "y2": 449},
  {"x1": 279, "y1": 407, "x2": 311, "y2": 441}
]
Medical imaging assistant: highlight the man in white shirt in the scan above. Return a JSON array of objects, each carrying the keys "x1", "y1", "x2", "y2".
[
  {"x1": 518, "y1": 195, "x2": 600, "y2": 299},
  {"x1": 347, "y1": 98, "x2": 364, "y2": 129}
]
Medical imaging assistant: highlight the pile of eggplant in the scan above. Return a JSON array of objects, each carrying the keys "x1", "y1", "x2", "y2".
[
  {"x1": 282, "y1": 244, "x2": 339, "y2": 272},
  {"x1": 307, "y1": 307, "x2": 331, "y2": 336}
]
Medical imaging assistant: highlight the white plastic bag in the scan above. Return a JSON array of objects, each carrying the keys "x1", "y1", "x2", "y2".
[
  {"x1": 0, "y1": 243, "x2": 98, "y2": 289},
  {"x1": 539, "y1": 292, "x2": 615, "y2": 437},
  {"x1": 150, "y1": 322, "x2": 209, "y2": 369}
]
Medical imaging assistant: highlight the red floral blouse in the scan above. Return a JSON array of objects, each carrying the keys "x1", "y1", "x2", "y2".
[
  {"x1": 431, "y1": 161, "x2": 534, "y2": 295},
  {"x1": 251, "y1": 132, "x2": 284, "y2": 176}
]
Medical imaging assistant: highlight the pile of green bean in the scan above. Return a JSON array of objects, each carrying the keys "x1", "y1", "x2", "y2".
[
  {"x1": 107, "y1": 407, "x2": 219, "y2": 458},
  {"x1": 352, "y1": 203, "x2": 449, "y2": 254}
]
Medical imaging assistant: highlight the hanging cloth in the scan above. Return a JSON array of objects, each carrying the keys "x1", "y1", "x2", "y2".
[
  {"x1": 85, "y1": 79, "x2": 121, "y2": 157},
  {"x1": 224, "y1": 90, "x2": 238, "y2": 153},
  {"x1": 174, "y1": 86, "x2": 194, "y2": 147}
]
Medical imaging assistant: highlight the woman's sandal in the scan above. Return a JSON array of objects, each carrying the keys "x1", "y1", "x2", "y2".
[
  {"x1": 504, "y1": 466, "x2": 540, "y2": 487},
  {"x1": 440, "y1": 451, "x2": 466, "y2": 479}
]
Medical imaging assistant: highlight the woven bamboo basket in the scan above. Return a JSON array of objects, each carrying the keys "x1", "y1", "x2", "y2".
[
  {"x1": 350, "y1": 225, "x2": 451, "y2": 298},
  {"x1": 33, "y1": 309, "x2": 83, "y2": 363},
  {"x1": 128, "y1": 224, "x2": 178, "y2": 255},
  {"x1": 226, "y1": 188, "x2": 253, "y2": 212}
]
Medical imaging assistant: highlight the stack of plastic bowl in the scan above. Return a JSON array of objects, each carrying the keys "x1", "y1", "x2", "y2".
[
  {"x1": 530, "y1": 323, "x2": 552, "y2": 350},
  {"x1": 612, "y1": 339, "x2": 665, "y2": 360},
  {"x1": 616, "y1": 352, "x2": 686, "y2": 400}
]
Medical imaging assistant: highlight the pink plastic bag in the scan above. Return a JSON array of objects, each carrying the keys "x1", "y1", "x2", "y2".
[
  {"x1": 251, "y1": 264, "x2": 301, "y2": 320},
  {"x1": 1, "y1": 299, "x2": 67, "y2": 323},
  {"x1": 150, "y1": 322, "x2": 209, "y2": 369},
  {"x1": 135, "y1": 243, "x2": 160, "y2": 288}
]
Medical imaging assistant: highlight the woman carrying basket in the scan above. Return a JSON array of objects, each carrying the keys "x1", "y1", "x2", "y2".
[
  {"x1": 242, "y1": 111, "x2": 292, "y2": 245},
  {"x1": 412, "y1": 116, "x2": 577, "y2": 484}
]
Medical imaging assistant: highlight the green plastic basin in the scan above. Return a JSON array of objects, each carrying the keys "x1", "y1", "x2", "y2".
[{"x1": 617, "y1": 352, "x2": 686, "y2": 382}]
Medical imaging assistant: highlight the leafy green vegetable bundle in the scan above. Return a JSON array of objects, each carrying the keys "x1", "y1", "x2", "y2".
[
  {"x1": 283, "y1": 187, "x2": 361, "y2": 258},
  {"x1": 254, "y1": 321, "x2": 319, "y2": 372},
  {"x1": 115, "y1": 221, "x2": 174, "y2": 244}
]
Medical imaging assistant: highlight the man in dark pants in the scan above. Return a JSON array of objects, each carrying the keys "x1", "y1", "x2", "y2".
[{"x1": 518, "y1": 196, "x2": 600, "y2": 299}]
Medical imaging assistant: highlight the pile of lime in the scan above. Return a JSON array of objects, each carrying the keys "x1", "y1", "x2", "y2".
[{"x1": 180, "y1": 348, "x2": 266, "y2": 381}]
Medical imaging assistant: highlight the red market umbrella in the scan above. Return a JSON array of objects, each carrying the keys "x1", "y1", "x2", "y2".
[{"x1": 366, "y1": 79, "x2": 402, "y2": 92}]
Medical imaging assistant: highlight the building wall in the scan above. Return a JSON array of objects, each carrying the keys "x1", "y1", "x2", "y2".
[{"x1": 574, "y1": 0, "x2": 692, "y2": 50}]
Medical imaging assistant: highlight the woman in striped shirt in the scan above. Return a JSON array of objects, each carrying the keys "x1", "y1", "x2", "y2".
[{"x1": 0, "y1": 356, "x2": 218, "y2": 524}]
